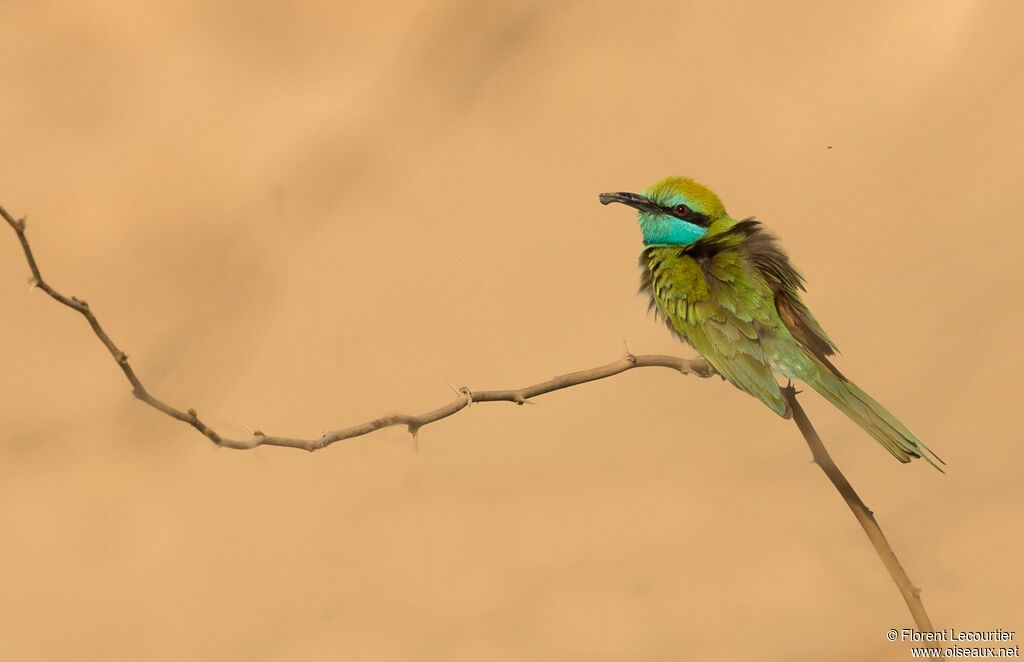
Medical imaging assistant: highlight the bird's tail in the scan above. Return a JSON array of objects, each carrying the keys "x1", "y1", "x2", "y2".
[{"x1": 804, "y1": 360, "x2": 944, "y2": 472}]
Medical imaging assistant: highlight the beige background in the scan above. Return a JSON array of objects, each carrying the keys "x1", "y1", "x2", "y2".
[{"x1": 1, "y1": 2, "x2": 1021, "y2": 660}]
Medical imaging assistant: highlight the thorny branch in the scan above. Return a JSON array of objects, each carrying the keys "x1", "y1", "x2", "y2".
[{"x1": 2, "y1": 204, "x2": 934, "y2": 637}]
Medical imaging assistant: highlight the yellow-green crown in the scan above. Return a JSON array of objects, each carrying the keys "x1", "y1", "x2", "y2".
[{"x1": 642, "y1": 176, "x2": 727, "y2": 220}]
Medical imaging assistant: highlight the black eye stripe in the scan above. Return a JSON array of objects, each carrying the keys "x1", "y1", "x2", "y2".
[{"x1": 660, "y1": 204, "x2": 711, "y2": 227}]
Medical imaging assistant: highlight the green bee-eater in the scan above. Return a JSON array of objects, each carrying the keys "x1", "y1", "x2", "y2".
[{"x1": 600, "y1": 176, "x2": 941, "y2": 469}]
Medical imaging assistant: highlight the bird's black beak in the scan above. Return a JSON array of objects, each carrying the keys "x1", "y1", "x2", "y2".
[{"x1": 599, "y1": 191, "x2": 660, "y2": 214}]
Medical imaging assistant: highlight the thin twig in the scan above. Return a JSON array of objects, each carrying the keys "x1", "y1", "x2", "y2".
[
  {"x1": 782, "y1": 385, "x2": 936, "y2": 636},
  {"x1": 1, "y1": 204, "x2": 714, "y2": 451}
]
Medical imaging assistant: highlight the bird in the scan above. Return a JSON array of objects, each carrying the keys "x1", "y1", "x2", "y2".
[{"x1": 599, "y1": 176, "x2": 942, "y2": 470}]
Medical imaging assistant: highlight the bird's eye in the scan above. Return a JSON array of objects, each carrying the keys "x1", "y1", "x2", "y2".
[{"x1": 673, "y1": 204, "x2": 690, "y2": 217}]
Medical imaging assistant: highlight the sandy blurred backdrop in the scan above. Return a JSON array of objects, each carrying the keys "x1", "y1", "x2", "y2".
[{"x1": 1, "y1": 1, "x2": 1022, "y2": 660}]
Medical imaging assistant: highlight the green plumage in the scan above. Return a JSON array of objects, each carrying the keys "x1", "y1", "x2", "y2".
[{"x1": 600, "y1": 177, "x2": 942, "y2": 470}]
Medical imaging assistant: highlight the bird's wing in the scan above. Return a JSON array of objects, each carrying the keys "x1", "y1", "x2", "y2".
[
  {"x1": 647, "y1": 247, "x2": 788, "y2": 416},
  {"x1": 741, "y1": 221, "x2": 840, "y2": 363}
]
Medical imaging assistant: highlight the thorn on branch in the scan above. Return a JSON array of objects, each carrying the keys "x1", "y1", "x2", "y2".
[
  {"x1": 509, "y1": 393, "x2": 535, "y2": 406},
  {"x1": 187, "y1": 408, "x2": 198, "y2": 419}
]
